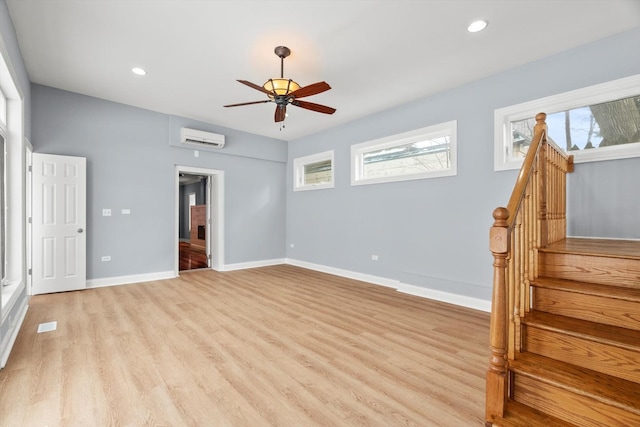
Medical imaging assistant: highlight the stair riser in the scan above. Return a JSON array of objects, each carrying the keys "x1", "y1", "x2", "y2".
[
  {"x1": 524, "y1": 326, "x2": 640, "y2": 383},
  {"x1": 513, "y1": 374, "x2": 640, "y2": 427},
  {"x1": 533, "y1": 287, "x2": 640, "y2": 331},
  {"x1": 539, "y1": 252, "x2": 640, "y2": 288}
]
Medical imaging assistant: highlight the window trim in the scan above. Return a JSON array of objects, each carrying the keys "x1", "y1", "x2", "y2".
[
  {"x1": 494, "y1": 74, "x2": 640, "y2": 171},
  {"x1": 0, "y1": 133, "x2": 5, "y2": 287},
  {"x1": 293, "y1": 150, "x2": 335, "y2": 192},
  {"x1": 0, "y1": 36, "x2": 26, "y2": 321},
  {"x1": 351, "y1": 121, "x2": 457, "y2": 186},
  {"x1": 0, "y1": 87, "x2": 6, "y2": 126}
]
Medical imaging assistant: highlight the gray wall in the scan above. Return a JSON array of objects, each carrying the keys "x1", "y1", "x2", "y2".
[
  {"x1": 286, "y1": 28, "x2": 640, "y2": 301},
  {"x1": 568, "y1": 157, "x2": 640, "y2": 239},
  {"x1": 31, "y1": 84, "x2": 287, "y2": 279}
]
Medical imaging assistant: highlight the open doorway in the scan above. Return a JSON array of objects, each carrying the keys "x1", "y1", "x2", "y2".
[
  {"x1": 179, "y1": 173, "x2": 208, "y2": 271},
  {"x1": 175, "y1": 166, "x2": 224, "y2": 275}
]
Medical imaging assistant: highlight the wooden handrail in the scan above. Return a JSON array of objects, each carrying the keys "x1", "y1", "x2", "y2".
[
  {"x1": 505, "y1": 113, "x2": 548, "y2": 229},
  {"x1": 485, "y1": 112, "x2": 574, "y2": 425}
]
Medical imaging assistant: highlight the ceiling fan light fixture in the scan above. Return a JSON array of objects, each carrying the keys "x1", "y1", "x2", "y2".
[
  {"x1": 224, "y1": 46, "x2": 335, "y2": 123},
  {"x1": 263, "y1": 78, "x2": 300, "y2": 97}
]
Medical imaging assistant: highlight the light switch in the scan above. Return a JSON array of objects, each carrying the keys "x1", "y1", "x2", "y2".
[{"x1": 121, "y1": 209, "x2": 131, "y2": 215}]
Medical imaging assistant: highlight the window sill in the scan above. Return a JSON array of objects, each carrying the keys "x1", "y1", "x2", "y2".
[
  {"x1": 1, "y1": 280, "x2": 24, "y2": 324},
  {"x1": 352, "y1": 168, "x2": 457, "y2": 186},
  {"x1": 293, "y1": 183, "x2": 334, "y2": 192}
]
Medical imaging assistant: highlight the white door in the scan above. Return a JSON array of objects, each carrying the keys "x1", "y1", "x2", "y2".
[{"x1": 32, "y1": 153, "x2": 86, "y2": 295}]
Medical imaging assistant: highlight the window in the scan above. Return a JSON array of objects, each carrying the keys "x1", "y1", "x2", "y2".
[
  {"x1": 0, "y1": 134, "x2": 4, "y2": 287},
  {"x1": 351, "y1": 121, "x2": 457, "y2": 186},
  {"x1": 0, "y1": 89, "x2": 5, "y2": 283},
  {"x1": 495, "y1": 74, "x2": 640, "y2": 171},
  {"x1": 293, "y1": 150, "x2": 334, "y2": 191},
  {"x1": 1, "y1": 43, "x2": 25, "y2": 316}
]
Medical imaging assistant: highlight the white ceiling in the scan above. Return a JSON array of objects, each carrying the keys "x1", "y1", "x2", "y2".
[{"x1": 7, "y1": 0, "x2": 640, "y2": 141}]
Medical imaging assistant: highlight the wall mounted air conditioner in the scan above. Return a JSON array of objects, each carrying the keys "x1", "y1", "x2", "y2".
[{"x1": 180, "y1": 127, "x2": 225, "y2": 148}]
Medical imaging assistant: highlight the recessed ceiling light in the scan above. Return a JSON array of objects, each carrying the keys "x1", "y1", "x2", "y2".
[
  {"x1": 467, "y1": 20, "x2": 488, "y2": 33},
  {"x1": 131, "y1": 67, "x2": 147, "y2": 76}
]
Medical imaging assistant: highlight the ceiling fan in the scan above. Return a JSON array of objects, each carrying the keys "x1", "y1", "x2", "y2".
[{"x1": 224, "y1": 46, "x2": 336, "y2": 123}]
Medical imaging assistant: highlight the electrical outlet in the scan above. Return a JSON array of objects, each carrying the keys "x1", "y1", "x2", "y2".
[
  {"x1": 121, "y1": 209, "x2": 131, "y2": 215},
  {"x1": 101, "y1": 256, "x2": 111, "y2": 262},
  {"x1": 290, "y1": 243, "x2": 295, "y2": 248},
  {"x1": 102, "y1": 209, "x2": 111, "y2": 216},
  {"x1": 371, "y1": 255, "x2": 379, "y2": 261}
]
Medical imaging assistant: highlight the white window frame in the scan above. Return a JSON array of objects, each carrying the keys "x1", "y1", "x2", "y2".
[
  {"x1": 351, "y1": 121, "x2": 457, "y2": 186},
  {"x1": 1, "y1": 35, "x2": 26, "y2": 323},
  {"x1": 0, "y1": 132, "x2": 5, "y2": 288},
  {"x1": 0, "y1": 87, "x2": 6, "y2": 126},
  {"x1": 293, "y1": 150, "x2": 335, "y2": 191},
  {"x1": 494, "y1": 74, "x2": 640, "y2": 171}
]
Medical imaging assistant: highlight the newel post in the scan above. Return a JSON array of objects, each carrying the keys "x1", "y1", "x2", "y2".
[{"x1": 486, "y1": 207, "x2": 510, "y2": 423}]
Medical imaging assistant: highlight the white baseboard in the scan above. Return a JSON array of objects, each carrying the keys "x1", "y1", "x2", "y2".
[
  {"x1": 285, "y1": 258, "x2": 399, "y2": 288},
  {"x1": 0, "y1": 297, "x2": 28, "y2": 368},
  {"x1": 81, "y1": 260, "x2": 490, "y2": 313},
  {"x1": 285, "y1": 258, "x2": 490, "y2": 312},
  {"x1": 86, "y1": 271, "x2": 176, "y2": 289},
  {"x1": 397, "y1": 282, "x2": 491, "y2": 312},
  {"x1": 223, "y1": 258, "x2": 286, "y2": 272}
]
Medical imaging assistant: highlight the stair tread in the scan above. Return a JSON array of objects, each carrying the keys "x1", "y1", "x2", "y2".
[
  {"x1": 541, "y1": 237, "x2": 640, "y2": 260},
  {"x1": 532, "y1": 277, "x2": 640, "y2": 302},
  {"x1": 491, "y1": 400, "x2": 577, "y2": 427},
  {"x1": 510, "y1": 352, "x2": 640, "y2": 414},
  {"x1": 524, "y1": 311, "x2": 640, "y2": 351}
]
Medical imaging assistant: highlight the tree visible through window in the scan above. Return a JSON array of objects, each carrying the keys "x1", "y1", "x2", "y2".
[
  {"x1": 495, "y1": 75, "x2": 640, "y2": 170},
  {"x1": 510, "y1": 94, "x2": 640, "y2": 159}
]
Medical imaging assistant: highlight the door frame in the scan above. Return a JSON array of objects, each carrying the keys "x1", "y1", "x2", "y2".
[
  {"x1": 174, "y1": 165, "x2": 224, "y2": 274},
  {"x1": 25, "y1": 140, "x2": 32, "y2": 295}
]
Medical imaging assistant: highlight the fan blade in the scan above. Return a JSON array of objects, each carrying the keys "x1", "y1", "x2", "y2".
[
  {"x1": 237, "y1": 80, "x2": 273, "y2": 95},
  {"x1": 224, "y1": 100, "x2": 271, "y2": 107},
  {"x1": 275, "y1": 105, "x2": 286, "y2": 122},
  {"x1": 292, "y1": 100, "x2": 336, "y2": 115},
  {"x1": 290, "y1": 81, "x2": 331, "y2": 98}
]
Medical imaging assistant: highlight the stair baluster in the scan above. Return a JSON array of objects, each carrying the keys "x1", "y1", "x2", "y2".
[{"x1": 486, "y1": 113, "x2": 574, "y2": 425}]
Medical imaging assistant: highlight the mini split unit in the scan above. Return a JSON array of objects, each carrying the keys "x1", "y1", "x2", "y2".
[{"x1": 180, "y1": 127, "x2": 225, "y2": 148}]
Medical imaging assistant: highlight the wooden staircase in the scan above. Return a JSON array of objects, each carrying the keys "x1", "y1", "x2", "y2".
[
  {"x1": 494, "y1": 238, "x2": 640, "y2": 426},
  {"x1": 485, "y1": 114, "x2": 640, "y2": 426}
]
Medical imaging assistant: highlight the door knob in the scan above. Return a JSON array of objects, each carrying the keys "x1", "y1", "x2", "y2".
[{"x1": 77, "y1": 228, "x2": 84, "y2": 233}]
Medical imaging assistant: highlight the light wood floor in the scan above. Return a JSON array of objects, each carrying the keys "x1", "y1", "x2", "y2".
[{"x1": 0, "y1": 265, "x2": 490, "y2": 426}]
